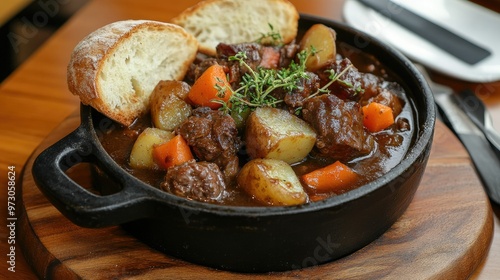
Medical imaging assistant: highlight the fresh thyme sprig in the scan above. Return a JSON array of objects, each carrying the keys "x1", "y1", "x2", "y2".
[
  {"x1": 303, "y1": 63, "x2": 355, "y2": 101},
  {"x1": 292, "y1": 64, "x2": 357, "y2": 116},
  {"x1": 215, "y1": 50, "x2": 311, "y2": 115},
  {"x1": 256, "y1": 23, "x2": 283, "y2": 46},
  {"x1": 215, "y1": 47, "x2": 363, "y2": 116}
]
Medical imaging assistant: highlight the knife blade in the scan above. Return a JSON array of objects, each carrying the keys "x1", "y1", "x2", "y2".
[
  {"x1": 416, "y1": 65, "x2": 500, "y2": 205},
  {"x1": 453, "y1": 89, "x2": 500, "y2": 159},
  {"x1": 432, "y1": 84, "x2": 500, "y2": 205},
  {"x1": 358, "y1": 0, "x2": 491, "y2": 65}
]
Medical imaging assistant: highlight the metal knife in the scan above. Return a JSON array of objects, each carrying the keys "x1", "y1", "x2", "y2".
[
  {"x1": 358, "y1": 0, "x2": 491, "y2": 65},
  {"x1": 453, "y1": 89, "x2": 500, "y2": 160},
  {"x1": 417, "y1": 65, "x2": 500, "y2": 205}
]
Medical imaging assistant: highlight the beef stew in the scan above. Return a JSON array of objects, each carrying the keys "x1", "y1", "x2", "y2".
[{"x1": 99, "y1": 24, "x2": 415, "y2": 207}]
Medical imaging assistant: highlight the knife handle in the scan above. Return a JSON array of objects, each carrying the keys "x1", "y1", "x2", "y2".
[
  {"x1": 358, "y1": 0, "x2": 491, "y2": 65},
  {"x1": 453, "y1": 133, "x2": 500, "y2": 205},
  {"x1": 453, "y1": 89, "x2": 500, "y2": 159}
]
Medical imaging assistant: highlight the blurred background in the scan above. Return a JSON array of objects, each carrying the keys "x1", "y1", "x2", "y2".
[
  {"x1": 1, "y1": 0, "x2": 499, "y2": 83},
  {"x1": 0, "y1": 0, "x2": 89, "y2": 82}
]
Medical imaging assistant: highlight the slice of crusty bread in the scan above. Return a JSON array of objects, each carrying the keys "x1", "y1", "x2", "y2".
[
  {"x1": 171, "y1": 0, "x2": 299, "y2": 56},
  {"x1": 67, "y1": 20, "x2": 198, "y2": 126}
]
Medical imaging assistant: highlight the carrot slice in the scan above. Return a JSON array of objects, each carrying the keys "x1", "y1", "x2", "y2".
[
  {"x1": 301, "y1": 161, "x2": 358, "y2": 194},
  {"x1": 362, "y1": 102, "x2": 394, "y2": 132},
  {"x1": 153, "y1": 135, "x2": 194, "y2": 170},
  {"x1": 187, "y1": 64, "x2": 232, "y2": 109}
]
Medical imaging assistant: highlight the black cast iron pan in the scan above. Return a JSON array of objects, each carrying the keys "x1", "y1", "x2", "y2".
[{"x1": 32, "y1": 15, "x2": 436, "y2": 272}]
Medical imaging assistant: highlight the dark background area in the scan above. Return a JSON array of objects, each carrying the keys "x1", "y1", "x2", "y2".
[{"x1": 0, "y1": 0, "x2": 89, "y2": 82}]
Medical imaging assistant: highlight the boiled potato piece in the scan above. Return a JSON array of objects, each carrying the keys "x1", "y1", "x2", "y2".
[
  {"x1": 237, "y1": 159, "x2": 307, "y2": 206},
  {"x1": 129, "y1": 127, "x2": 174, "y2": 169},
  {"x1": 150, "y1": 80, "x2": 192, "y2": 131},
  {"x1": 245, "y1": 107, "x2": 316, "y2": 164},
  {"x1": 299, "y1": 24, "x2": 337, "y2": 71}
]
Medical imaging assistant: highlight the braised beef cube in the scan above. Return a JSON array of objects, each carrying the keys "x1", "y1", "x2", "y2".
[
  {"x1": 216, "y1": 42, "x2": 261, "y2": 60},
  {"x1": 177, "y1": 108, "x2": 216, "y2": 159},
  {"x1": 217, "y1": 42, "x2": 283, "y2": 68},
  {"x1": 217, "y1": 42, "x2": 301, "y2": 70},
  {"x1": 161, "y1": 160, "x2": 226, "y2": 202},
  {"x1": 357, "y1": 71, "x2": 406, "y2": 117},
  {"x1": 366, "y1": 82, "x2": 405, "y2": 117},
  {"x1": 216, "y1": 43, "x2": 262, "y2": 73},
  {"x1": 278, "y1": 41, "x2": 300, "y2": 68},
  {"x1": 302, "y1": 94, "x2": 374, "y2": 161},
  {"x1": 186, "y1": 57, "x2": 241, "y2": 87},
  {"x1": 216, "y1": 43, "x2": 264, "y2": 86},
  {"x1": 282, "y1": 72, "x2": 320, "y2": 111},
  {"x1": 177, "y1": 107, "x2": 240, "y2": 160},
  {"x1": 176, "y1": 107, "x2": 242, "y2": 184},
  {"x1": 359, "y1": 73, "x2": 382, "y2": 100},
  {"x1": 185, "y1": 57, "x2": 220, "y2": 84},
  {"x1": 318, "y1": 58, "x2": 364, "y2": 101}
]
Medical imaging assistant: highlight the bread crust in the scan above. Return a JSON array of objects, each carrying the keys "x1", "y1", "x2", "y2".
[
  {"x1": 172, "y1": 0, "x2": 299, "y2": 55},
  {"x1": 67, "y1": 20, "x2": 198, "y2": 126},
  {"x1": 68, "y1": 0, "x2": 299, "y2": 126}
]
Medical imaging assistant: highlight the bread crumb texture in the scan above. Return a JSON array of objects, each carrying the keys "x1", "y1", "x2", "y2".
[
  {"x1": 172, "y1": 0, "x2": 299, "y2": 55},
  {"x1": 67, "y1": 20, "x2": 198, "y2": 126}
]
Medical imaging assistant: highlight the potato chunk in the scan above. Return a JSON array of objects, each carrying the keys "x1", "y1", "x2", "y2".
[
  {"x1": 245, "y1": 107, "x2": 316, "y2": 164},
  {"x1": 129, "y1": 128, "x2": 174, "y2": 169},
  {"x1": 299, "y1": 24, "x2": 337, "y2": 71},
  {"x1": 150, "y1": 80, "x2": 192, "y2": 131},
  {"x1": 237, "y1": 159, "x2": 307, "y2": 206}
]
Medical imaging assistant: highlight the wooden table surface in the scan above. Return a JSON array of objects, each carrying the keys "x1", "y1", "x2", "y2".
[{"x1": 1, "y1": 0, "x2": 499, "y2": 279}]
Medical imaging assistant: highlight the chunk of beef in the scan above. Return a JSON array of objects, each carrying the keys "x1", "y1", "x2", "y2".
[
  {"x1": 176, "y1": 107, "x2": 242, "y2": 184},
  {"x1": 185, "y1": 57, "x2": 220, "y2": 84},
  {"x1": 281, "y1": 72, "x2": 321, "y2": 112},
  {"x1": 361, "y1": 80, "x2": 405, "y2": 117},
  {"x1": 161, "y1": 160, "x2": 226, "y2": 202},
  {"x1": 216, "y1": 42, "x2": 299, "y2": 69},
  {"x1": 217, "y1": 43, "x2": 279, "y2": 87},
  {"x1": 278, "y1": 41, "x2": 300, "y2": 68},
  {"x1": 368, "y1": 87, "x2": 404, "y2": 117},
  {"x1": 302, "y1": 94, "x2": 374, "y2": 161},
  {"x1": 359, "y1": 73, "x2": 382, "y2": 99},
  {"x1": 318, "y1": 58, "x2": 364, "y2": 101},
  {"x1": 218, "y1": 43, "x2": 283, "y2": 78},
  {"x1": 217, "y1": 42, "x2": 262, "y2": 69}
]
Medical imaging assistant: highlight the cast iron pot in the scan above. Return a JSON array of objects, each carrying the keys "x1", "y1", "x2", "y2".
[{"x1": 32, "y1": 15, "x2": 436, "y2": 272}]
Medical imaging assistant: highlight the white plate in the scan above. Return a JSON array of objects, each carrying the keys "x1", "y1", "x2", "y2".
[{"x1": 343, "y1": 0, "x2": 500, "y2": 82}]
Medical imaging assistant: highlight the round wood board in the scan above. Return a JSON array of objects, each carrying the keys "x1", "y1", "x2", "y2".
[{"x1": 19, "y1": 113, "x2": 493, "y2": 279}]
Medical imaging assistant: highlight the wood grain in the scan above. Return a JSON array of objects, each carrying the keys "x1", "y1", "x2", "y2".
[
  {"x1": 18, "y1": 115, "x2": 493, "y2": 279},
  {"x1": 1, "y1": 0, "x2": 500, "y2": 279}
]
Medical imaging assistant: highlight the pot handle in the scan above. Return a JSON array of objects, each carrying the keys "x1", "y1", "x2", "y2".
[{"x1": 32, "y1": 126, "x2": 154, "y2": 228}]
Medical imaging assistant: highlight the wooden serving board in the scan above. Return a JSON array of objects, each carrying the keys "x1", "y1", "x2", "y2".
[{"x1": 19, "y1": 113, "x2": 493, "y2": 279}]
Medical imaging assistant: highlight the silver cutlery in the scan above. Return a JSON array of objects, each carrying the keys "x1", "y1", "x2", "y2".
[
  {"x1": 358, "y1": 0, "x2": 491, "y2": 65},
  {"x1": 416, "y1": 64, "x2": 500, "y2": 205},
  {"x1": 453, "y1": 89, "x2": 500, "y2": 160}
]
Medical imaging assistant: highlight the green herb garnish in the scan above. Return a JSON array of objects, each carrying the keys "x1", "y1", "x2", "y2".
[
  {"x1": 215, "y1": 47, "x2": 362, "y2": 116},
  {"x1": 256, "y1": 24, "x2": 283, "y2": 46}
]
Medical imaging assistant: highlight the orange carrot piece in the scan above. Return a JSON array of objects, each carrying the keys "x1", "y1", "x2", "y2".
[
  {"x1": 362, "y1": 102, "x2": 394, "y2": 132},
  {"x1": 301, "y1": 161, "x2": 358, "y2": 194},
  {"x1": 187, "y1": 64, "x2": 232, "y2": 109},
  {"x1": 153, "y1": 135, "x2": 194, "y2": 170}
]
